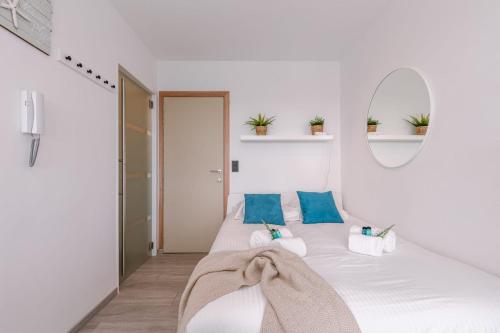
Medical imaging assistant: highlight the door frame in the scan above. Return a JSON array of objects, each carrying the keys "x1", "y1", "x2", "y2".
[{"x1": 158, "y1": 91, "x2": 230, "y2": 252}]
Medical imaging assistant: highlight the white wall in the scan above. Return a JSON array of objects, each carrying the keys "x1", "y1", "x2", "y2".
[
  {"x1": 157, "y1": 61, "x2": 341, "y2": 194},
  {"x1": 0, "y1": 1, "x2": 155, "y2": 332},
  {"x1": 340, "y1": 0, "x2": 500, "y2": 276}
]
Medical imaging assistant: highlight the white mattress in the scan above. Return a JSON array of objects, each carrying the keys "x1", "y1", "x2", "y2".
[{"x1": 187, "y1": 216, "x2": 500, "y2": 333}]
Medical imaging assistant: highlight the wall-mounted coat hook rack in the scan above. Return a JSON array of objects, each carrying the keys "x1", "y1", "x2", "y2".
[{"x1": 56, "y1": 49, "x2": 116, "y2": 93}]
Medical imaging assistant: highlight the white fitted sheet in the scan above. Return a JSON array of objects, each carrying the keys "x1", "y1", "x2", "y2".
[{"x1": 187, "y1": 216, "x2": 500, "y2": 333}]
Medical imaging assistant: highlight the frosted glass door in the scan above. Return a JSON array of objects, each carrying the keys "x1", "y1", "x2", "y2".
[{"x1": 119, "y1": 74, "x2": 152, "y2": 281}]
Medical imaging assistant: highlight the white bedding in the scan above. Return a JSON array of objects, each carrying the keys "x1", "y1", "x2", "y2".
[{"x1": 187, "y1": 216, "x2": 500, "y2": 333}]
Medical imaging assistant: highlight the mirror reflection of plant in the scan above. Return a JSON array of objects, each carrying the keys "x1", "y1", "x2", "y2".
[
  {"x1": 405, "y1": 113, "x2": 429, "y2": 127},
  {"x1": 244, "y1": 113, "x2": 276, "y2": 128},
  {"x1": 309, "y1": 116, "x2": 325, "y2": 126},
  {"x1": 367, "y1": 116, "x2": 381, "y2": 125}
]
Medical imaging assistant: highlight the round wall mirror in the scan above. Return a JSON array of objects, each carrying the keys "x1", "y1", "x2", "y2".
[{"x1": 367, "y1": 68, "x2": 431, "y2": 167}]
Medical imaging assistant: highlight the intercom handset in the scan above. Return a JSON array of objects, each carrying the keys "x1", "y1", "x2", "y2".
[{"x1": 21, "y1": 90, "x2": 44, "y2": 167}]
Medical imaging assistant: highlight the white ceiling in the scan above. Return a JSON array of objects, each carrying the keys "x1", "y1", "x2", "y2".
[{"x1": 109, "y1": 0, "x2": 390, "y2": 61}]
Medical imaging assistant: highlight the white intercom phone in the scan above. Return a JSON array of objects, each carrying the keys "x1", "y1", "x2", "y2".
[{"x1": 21, "y1": 90, "x2": 44, "y2": 167}]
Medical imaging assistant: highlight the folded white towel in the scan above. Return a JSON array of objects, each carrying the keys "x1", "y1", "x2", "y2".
[
  {"x1": 271, "y1": 237, "x2": 307, "y2": 257},
  {"x1": 348, "y1": 234, "x2": 384, "y2": 256},
  {"x1": 349, "y1": 224, "x2": 397, "y2": 253},
  {"x1": 249, "y1": 228, "x2": 306, "y2": 257},
  {"x1": 249, "y1": 228, "x2": 293, "y2": 248}
]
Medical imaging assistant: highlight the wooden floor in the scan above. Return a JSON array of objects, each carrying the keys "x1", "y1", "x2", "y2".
[{"x1": 80, "y1": 253, "x2": 206, "y2": 333}]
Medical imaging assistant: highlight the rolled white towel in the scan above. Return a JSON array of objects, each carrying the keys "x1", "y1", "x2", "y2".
[
  {"x1": 249, "y1": 228, "x2": 293, "y2": 248},
  {"x1": 382, "y1": 230, "x2": 397, "y2": 253},
  {"x1": 271, "y1": 237, "x2": 307, "y2": 257},
  {"x1": 348, "y1": 234, "x2": 384, "y2": 256},
  {"x1": 371, "y1": 226, "x2": 397, "y2": 253},
  {"x1": 250, "y1": 230, "x2": 272, "y2": 248}
]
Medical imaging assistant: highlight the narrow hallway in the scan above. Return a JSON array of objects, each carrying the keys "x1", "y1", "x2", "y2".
[{"x1": 80, "y1": 253, "x2": 205, "y2": 333}]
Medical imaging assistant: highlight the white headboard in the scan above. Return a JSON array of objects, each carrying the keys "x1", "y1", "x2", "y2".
[{"x1": 226, "y1": 193, "x2": 243, "y2": 216}]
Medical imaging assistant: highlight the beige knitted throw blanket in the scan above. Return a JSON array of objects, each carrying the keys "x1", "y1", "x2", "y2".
[{"x1": 177, "y1": 246, "x2": 361, "y2": 333}]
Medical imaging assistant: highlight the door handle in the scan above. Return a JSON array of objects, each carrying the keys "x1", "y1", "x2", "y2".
[{"x1": 209, "y1": 169, "x2": 223, "y2": 174}]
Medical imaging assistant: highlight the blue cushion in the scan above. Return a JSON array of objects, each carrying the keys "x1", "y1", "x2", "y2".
[
  {"x1": 297, "y1": 191, "x2": 343, "y2": 224},
  {"x1": 243, "y1": 194, "x2": 285, "y2": 226}
]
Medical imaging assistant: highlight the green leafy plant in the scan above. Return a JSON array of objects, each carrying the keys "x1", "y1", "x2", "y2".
[
  {"x1": 405, "y1": 114, "x2": 430, "y2": 127},
  {"x1": 244, "y1": 113, "x2": 276, "y2": 128},
  {"x1": 262, "y1": 220, "x2": 281, "y2": 240},
  {"x1": 367, "y1": 116, "x2": 381, "y2": 125},
  {"x1": 309, "y1": 116, "x2": 325, "y2": 126},
  {"x1": 376, "y1": 224, "x2": 395, "y2": 238}
]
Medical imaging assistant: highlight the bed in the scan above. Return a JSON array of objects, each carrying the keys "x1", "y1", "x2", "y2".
[{"x1": 185, "y1": 195, "x2": 500, "y2": 333}]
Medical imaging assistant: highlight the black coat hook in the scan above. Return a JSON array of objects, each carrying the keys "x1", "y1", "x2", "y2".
[
  {"x1": 104, "y1": 80, "x2": 109, "y2": 84},
  {"x1": 77, "y1": 63, "x2": 83, "y2": 68},
  {"x1": 111, "y1": 85, "x2": 116, "y2": 89},
  {"x1": 87, "y1": 69, "x2": 93, "y2": 74},
  {"x1": 65, "y1": 56, "x2": 72, "y2": 61},
  {"x1": 96, "y1": 75, "x2": 101, "y2": 80}
]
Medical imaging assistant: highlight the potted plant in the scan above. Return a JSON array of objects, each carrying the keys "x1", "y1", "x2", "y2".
[
  {"x1": 405, "y1": 114, "x2": 430, "y2": 135},
  {"x1": 309, "y1": 116, "x2": 325, "y2": 135},
  {"x1": 244, "y1": 113, "x2": 276, "y2": 136},
  {"x1": 367, "y1": 116, "x2": 381, "y2": 132}
]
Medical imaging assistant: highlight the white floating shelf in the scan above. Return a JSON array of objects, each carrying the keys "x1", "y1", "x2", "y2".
[
  {"x1": 368, "y1": 134, "x2": 425, "y2": 142},
  {"x1": 240, "y1": 135, "x2": 334, "y2": 142}
]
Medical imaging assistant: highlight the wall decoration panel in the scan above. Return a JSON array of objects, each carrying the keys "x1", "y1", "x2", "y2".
[{"x1": 0, "y1": 0, "x2": 52, "y2": 54}]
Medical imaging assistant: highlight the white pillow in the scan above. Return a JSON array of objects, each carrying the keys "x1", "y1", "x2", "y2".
[
  {"x1": 282, "y1": 205, "x2": 301, "y2": 222},
  {"x1": 233, "y1": 202, "x2": 244, "y2": 220}
]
